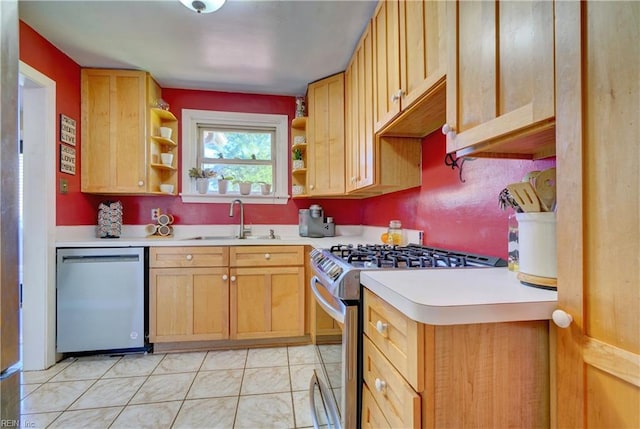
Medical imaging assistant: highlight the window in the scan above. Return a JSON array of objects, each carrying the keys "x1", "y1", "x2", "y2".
[{"x1": 181, "y1": 109, "x2": 289, "y2": 204}]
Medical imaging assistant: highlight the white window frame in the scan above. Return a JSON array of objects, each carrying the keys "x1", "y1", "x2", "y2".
[{"x1": 181, "y1": 109, "x2": 289, "y2": 204}]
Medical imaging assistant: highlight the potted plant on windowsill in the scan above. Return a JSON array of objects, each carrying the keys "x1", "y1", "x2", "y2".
[
  {"x1": 188, "y1": 167, "x2": 216, "y2": 194},
  {"x1": 292, "y1": 148, "x2": 304, "y2": 170},
  {"x1": 217, "y1": 174, "x2": 233, "y2": 194},
  {"x1": 234, "y1": 180, "x2": 253, "y2": 195}
]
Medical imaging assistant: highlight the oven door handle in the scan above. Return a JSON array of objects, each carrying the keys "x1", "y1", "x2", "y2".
[
  {"x1": 310, "y1": 276, "x2": 345, "y2": 324},
  {"x1": 309, "y1": 370, "x2": 341, "y2": 429}
]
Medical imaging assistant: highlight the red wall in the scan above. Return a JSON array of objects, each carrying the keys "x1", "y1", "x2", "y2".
[
  {"x1": 20, "y1": 21, "x2": 555, "y2": 258},
  {"x1": 362, "y1": 131, "x2": 555, "y2": 257}
]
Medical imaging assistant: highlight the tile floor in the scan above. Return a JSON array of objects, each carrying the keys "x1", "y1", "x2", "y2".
[{"x1": 19, "y1": 346, "x2": 320, "y2": 428}]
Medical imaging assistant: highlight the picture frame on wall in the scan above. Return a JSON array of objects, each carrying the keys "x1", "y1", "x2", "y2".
[
  {"x1": 60, "y1": 144, "x2": 76, "y2": 175},
  {"x1": 60, "y1": 114, "x2": 76, "y2": 146}
]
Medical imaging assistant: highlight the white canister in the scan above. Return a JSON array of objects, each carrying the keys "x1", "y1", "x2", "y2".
[{"x1": 516, "y1": 212, "x2": 556, "y2": 279}]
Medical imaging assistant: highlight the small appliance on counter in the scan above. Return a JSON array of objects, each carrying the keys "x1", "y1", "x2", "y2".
[
  {"x1": 97, "y1": 201, "x2": 122, "y2": 238},
  {"x1": 298, "y1": 204, "x2": 335, "y2": 237}
]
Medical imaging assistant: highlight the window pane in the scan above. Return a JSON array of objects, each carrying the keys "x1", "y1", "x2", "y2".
[{"x1": 202, "y1": 129, "x2": 272, "y2": 160}]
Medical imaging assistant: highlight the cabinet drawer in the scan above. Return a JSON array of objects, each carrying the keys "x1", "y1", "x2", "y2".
[
  {"x1": 150, "y1": 246, "x2": 229, "y2": 268},
  {"x1": 363, "y1": 288, "x2": 424, "y2": 391},
  {"x1": 362, "y1": 382, "x2": 391, "y2": 429},
  {"x1": 363, "y1": 336, "x2": 421, "y2": 429},
  {"x1": 230, "y1": 245, "x2": 304, "y2": 267}
]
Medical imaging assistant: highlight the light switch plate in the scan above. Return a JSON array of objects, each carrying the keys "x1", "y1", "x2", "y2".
[{"x1": 60, "y1": 178, "x2": 68, "y2": 194}]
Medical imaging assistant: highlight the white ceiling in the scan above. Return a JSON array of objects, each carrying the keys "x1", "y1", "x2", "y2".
[{"x1": 19, "y1": 0, "x2": 378, "y2": 96}]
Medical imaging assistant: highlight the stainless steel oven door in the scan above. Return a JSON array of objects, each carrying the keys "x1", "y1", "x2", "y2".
[{"x1": 309, "y1": 275, "x2": 358, "y2": 429}]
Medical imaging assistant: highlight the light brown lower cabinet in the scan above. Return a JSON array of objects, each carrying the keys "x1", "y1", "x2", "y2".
[
  {"x1": 150, "y1": 246, "x2": 305, "y2": 345},
  {"x1": 230, "y1": 246, "x2": 305, "y2": 340},
  {"x1": 362, "y1": 288, "x2": 550, "y2": 428},
  {"x1": 149, "y1": 247, "x2": 230, "y2": 343}
]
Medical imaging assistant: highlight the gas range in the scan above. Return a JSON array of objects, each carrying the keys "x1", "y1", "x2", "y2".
[{"x1": 310, "y1": 244, "x2": 507, "y2": 300}]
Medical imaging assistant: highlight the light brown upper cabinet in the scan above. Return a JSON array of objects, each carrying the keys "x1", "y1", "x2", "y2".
[
  {"x1": 346, "y1": 25, "x2": 375, "y2": 193},
  {"x1": 306, "y1": 73, "x2": 346, "y2": 196},
  {"x1": 444, "y1": 1, "x2": 555, "y2": 159},
  {"x1": 81, "y1": 69, "x2": 178, "y2": 194},
  {"x1": 373, "y1": 0, "x2": 447, "y2": 138}
]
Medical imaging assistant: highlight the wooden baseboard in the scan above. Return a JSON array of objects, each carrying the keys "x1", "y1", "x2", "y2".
[{"x1": 152, "y1": 335, "x2": 311, "y2": 354}]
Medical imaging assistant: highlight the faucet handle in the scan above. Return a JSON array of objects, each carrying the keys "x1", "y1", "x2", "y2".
[{"x1": 269, "y1": 229, "x2": 275, "y2": 239}]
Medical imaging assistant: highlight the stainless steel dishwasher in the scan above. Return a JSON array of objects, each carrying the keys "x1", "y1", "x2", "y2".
[{"x1": 56, "y1": 247, "x2": 146, "y2": 353}]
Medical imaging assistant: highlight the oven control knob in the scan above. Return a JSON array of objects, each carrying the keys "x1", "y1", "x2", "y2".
[
  {"x1": 376, "y1": 320, "x2": 388, "y2": 335},
  {"x1": 374, "y1": 378, "x2": 387, "y2": 393}
]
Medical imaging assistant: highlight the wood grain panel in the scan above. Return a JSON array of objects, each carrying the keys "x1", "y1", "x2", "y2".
[
  {"x1": 362, "y1": 383, "x2": 391, "y2": 429},
  {"x1": 230, "y1": 245, "x2": 303, "y2": 267},
  {"x1": 150, "y1": 246, "x2": 229, "y2": 268},
  {"x1": 192, "y1": 269, "x2": 229, "y2": 339},
  {"x1": 363, "y1": 289, "x2": 424, "y2": 391},
  {"x1": 363, "y1": 336, "x2": 421, "y2": 429}
]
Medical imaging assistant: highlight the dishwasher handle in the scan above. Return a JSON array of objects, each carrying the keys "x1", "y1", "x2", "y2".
[{"x1": 60, "y1": 254, "x2": 140, "y2": 264}]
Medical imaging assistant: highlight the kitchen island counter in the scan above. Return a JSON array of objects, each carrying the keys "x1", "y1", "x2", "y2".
[{"x1": 361, "y1": 268, "x2": 557, "y2": 325}]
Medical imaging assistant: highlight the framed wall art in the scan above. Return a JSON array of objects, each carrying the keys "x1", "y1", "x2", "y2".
[
  {"x1": 60, "y1": 144, "x2": 76, "y2": 175},
  {"x1": 60, "y1": 114, "x2": 76, "y2": 146}
]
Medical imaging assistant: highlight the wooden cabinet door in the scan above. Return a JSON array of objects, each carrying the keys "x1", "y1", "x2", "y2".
[
  {"x1": 81, "y1": 69, "x2": 147, "y2": 193},
  {"x1": 230, "y1": 266, "x2": 304, "y2": 340},
  {"x1": 445, "y1": 0, "x2": 555, "y2": 158},
  {"x1": 307, "y1": 73, "x2": 345, "y2": 196},
  {"x1": 149, "y1": 267, "x2": 229, "y2": 342},
  {"x1": 399, "y1": 0, "x2": 446, "y2": 111},
  {"x1": 555, "y1": 2, "x2": 640, "y2": 427},
  {"x1": 347, "y1": 25, "x2": 375, "y2": 192},
  {"x1": 372, "y1": 0, "x2": 400, "y2": 132}
]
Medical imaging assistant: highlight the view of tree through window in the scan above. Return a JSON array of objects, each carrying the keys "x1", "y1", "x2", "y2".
[{"x1": 198, "y1": 126, "x2": 274, "y2": 193}]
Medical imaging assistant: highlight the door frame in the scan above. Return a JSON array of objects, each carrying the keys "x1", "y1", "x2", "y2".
[{"x1": 19, "y1": 61, "x2": 57, "y2": 370}]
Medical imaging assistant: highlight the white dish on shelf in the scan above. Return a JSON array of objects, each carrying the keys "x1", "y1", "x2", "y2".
[
  {"x1": 160, "y1": 184, "x2": 174, "y2": 193},
  {"x1": 160, "y1": 153, "x2": 174, "y2": 166}
]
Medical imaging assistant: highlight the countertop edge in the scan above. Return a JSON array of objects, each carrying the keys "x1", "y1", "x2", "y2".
[{"x1": 361, "y1": 269, "x2": 558, "y2": 326}]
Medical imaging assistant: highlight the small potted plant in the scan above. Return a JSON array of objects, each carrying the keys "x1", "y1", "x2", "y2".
[
  {"x1": 217, "y1": 174, "x2": 233, "y2": 194},
  {"x1": 292, "y1": 148, "x2": 304, "y2": 170},
  {"x1": 188, "y1": 167, "x2": 216, "y2": 194},
  {"x1": 257, "y1": 181, "x2": 272, "y2": 195},
  {"x1": 234, "y1": 179, "x2": 253, "y2": 195}
]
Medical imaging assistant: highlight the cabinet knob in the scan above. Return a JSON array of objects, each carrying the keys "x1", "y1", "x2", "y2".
[
  {"x1": 391, "y1": 89, "x2": 404, "y2": 103},
  {"x1": 374, "y1": 378, "x2": 387, "y2": 392},
  {"x1": 552, "y1": 309, "x2": 573, "y2": 328},
  {"x1": 186, "y1": 254, "x2": 193, "y2": 261},
  {"x1": 441, "y1": 124, "x2": 456, "y2": 138},
  {"x1": 138, "y1": 180, "x2": 144, "y2": 187},
  {"x1": 375, "y1": 320, "x2": 388, "y2": 335},
  {"x1": 230, "y1": 275, "x2": 236, "y2": 282},
  {"x1": 264, "y1": 253, "x2": 271, "y2": 260},
  {"x1": 222, "y1": 274, "x2": 228, "y2": 281},
  {"x1": 310, "y1": 184, "x2": 315, "y2": 190}
]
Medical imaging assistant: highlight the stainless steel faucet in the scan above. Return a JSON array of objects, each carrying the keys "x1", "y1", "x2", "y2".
[{"x1": 229, "y1": 199, "x2": 249, "y2": 239}]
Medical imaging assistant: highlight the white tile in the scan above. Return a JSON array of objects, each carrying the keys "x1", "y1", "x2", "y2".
[
  {"x1": 173, "y1": 397, "x2": 238, "y2": 429},
  {"x1": 20, "y1": 383, "x2": 40, "y2": 399},
  {"x1": 292, "y1": 389, "x2": 324, "y2": 428},
  {"x1": 21, "y1": 358, "x2": 76, "y2": 384},
  {"x1": 48, "y1": 406, "x2": 122, "y2": 429},
  {"x1": 246, "y1": 347, "x2": 289, "y2": 368},
  {"x1": 318, "y1": 344, "x2": 341, "y2": 364},
  {"x1": 235, "y1": 392, "x2": 294, "y2": 429},
  {"x1": 187, "y1": 369, "x2": 243, "y2": 399},
  {"x1": 20, "y1": 380, "x2": 95, "y2": 414},
  {"x1": 289, "y1": 364, "x2": 315, "y2": 392},
  {"x1": 103, "y1": 353, "x2": 164, "y2": 378},
  {"x1": 241, "y1": 367, "x2": 291, "y2": 395},
  {"x1": 288, "y1": 345, "x2": 317, "y2": 365},
  {"x1": 68, "y1": 376, "x2": 146, "y2": 409},
  {"x1": 153, "y1": 351, "x2": 206, "y2": 374},
  {"x1": 130, "y1": 372, "x2": 195, "y2": 404},
  {"x1": 49, "y1": 356, "x2": 121, "y2": 382},
  {"x1": 19, "y1": 412, "x2": 61, "y2": 429},
  {"x1": 201, "y1": 349, "x2": 247, "y2": 370},
  {"x1": 110, "y1": 401, "x2": 182, "y2": 429}
]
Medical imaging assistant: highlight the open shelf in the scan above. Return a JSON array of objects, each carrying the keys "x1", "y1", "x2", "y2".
[
  {"x1": 150, "y1": 136, "x2": 178, "y2": 148},
  {"x1": 151, "y1": 108, "x2": 177, "y2": 122}
]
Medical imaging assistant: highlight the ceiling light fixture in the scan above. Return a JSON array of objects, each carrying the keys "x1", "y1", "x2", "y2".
[{"x1": 179, "y1": 0, "x2": 225, "y2": 14}]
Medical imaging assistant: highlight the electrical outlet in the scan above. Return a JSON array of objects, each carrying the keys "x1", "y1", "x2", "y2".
[{"x1": 151, "y1": 208, "x2": 160, "y2": 220}]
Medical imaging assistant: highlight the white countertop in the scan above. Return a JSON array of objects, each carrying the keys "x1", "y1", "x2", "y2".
[
  {"x1": 55, "y1": 225, "x2": 423, "y2": 249},
  {"x1": 361, "y1": 268, "x2": 557, "y2": 325}
]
